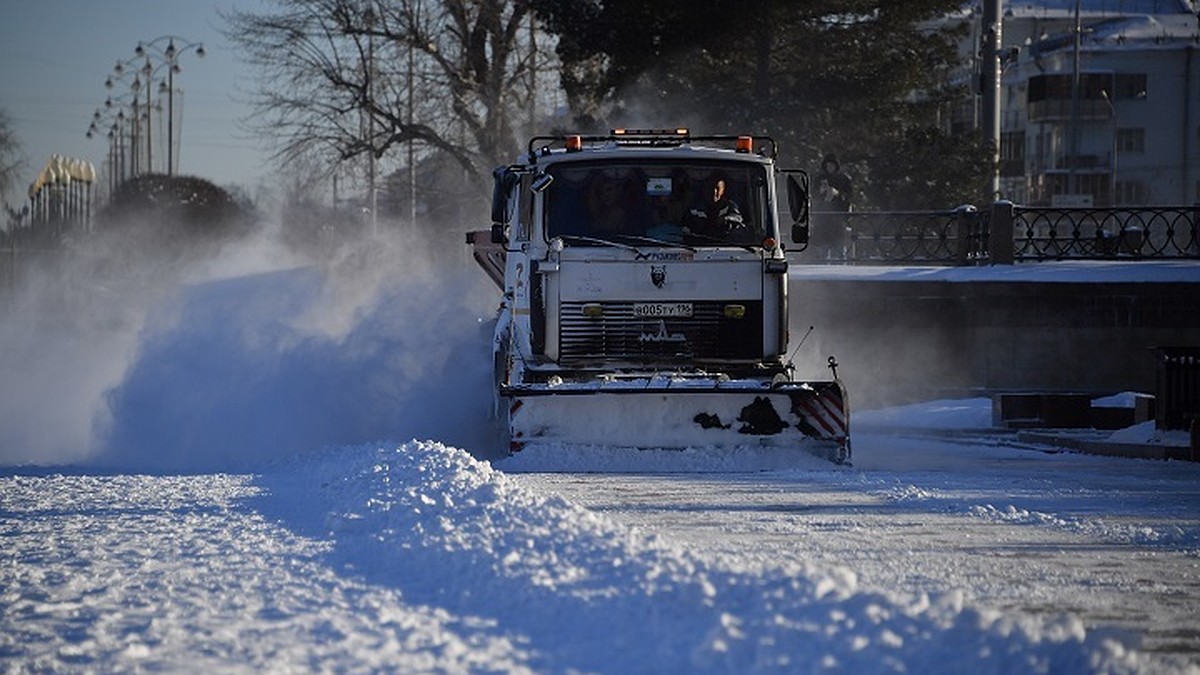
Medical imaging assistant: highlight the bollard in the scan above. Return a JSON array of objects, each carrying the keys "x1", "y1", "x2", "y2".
[
  {"x1": 1156, "y1": 347, "x2": 1200, "y2": 431},
  {"x1": 955, "y1": 204, "x2": 978, "y2": 265},
  {"x1": 1191, "y1": 417, "x2": 1199, "y2": 462},
  {"x1": 989, "y1": 200, "x2": 1015, "y2": 264}
]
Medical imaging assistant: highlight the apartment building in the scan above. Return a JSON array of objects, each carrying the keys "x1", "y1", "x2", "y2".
[{"x1": 955, "y1": 0, "x2": 1200, "y2": 205}]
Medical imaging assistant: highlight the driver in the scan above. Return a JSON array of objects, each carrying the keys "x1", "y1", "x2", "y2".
[{"x1": 686, "y1": 175, "x2": 744, "y2": 239}]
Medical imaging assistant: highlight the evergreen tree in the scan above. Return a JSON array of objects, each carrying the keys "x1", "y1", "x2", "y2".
[{"x1": 534, "y1": 0, "x2": 993, "y2": 209}]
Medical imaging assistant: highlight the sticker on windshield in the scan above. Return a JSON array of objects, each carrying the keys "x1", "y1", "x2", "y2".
[{"x1": 646, "y1": 177, "x2": 672, "y2": 196}]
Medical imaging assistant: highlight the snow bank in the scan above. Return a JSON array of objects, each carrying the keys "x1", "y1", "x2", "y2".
[
  {"x1": 257, "y1": 440, "x2": 1148, "y2": 673},
  {"x1": 0, "y1": 471, "x2": 534, "y2": 673}
]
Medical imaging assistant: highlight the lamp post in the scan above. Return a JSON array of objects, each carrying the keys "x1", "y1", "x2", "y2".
[
  {"x1": 135, "y1": 36, "x2": 205, "y2": 176},
  {"x1": 88, "y1": 108, "x2": 124, "y2": 198},
  {"x1": 1100, "y1": 89, "x2": 1117, "y2": 206},
  {"x1": 106, "y1": 57, "x2": 151, "y2": 176},
  {"x1": 90, "y1": 88, "x2": 138, "y2": 187}
]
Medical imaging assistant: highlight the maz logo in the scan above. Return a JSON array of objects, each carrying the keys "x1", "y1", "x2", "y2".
[
  {"x1": 650, "y1": 265, "x2": 666, "y2": 288},
  {"x1": 639, "y1": 320, "x2": 687, "y2": 344}
]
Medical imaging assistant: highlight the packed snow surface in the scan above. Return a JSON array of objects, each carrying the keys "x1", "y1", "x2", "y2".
[
  {"x1": 7, "y1": 437, "x2": 1196, "y2": 673},
  {"x1": 2, "y1": 237, "x2": 1199, "y2": 672}
]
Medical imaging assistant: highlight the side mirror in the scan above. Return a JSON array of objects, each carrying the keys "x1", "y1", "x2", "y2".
[
  {"x1": 490, "y1": 167, "x2": 519, "y2": 225},
  {"x1": 786, "y1": 173, "x2": 809, "y2": 225},
  {"x1": 786, "y1": 173, "x2": 810, "y2": 247},
  {"x1": 791, "y1": 223, "x2": 809, "y2": 247},
  {"x1": 490, "y1": 167, "x2": 520, "y2": 244}
]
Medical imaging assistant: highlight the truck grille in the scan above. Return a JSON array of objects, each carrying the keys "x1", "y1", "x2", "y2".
[{"x1": 559, "y1": 301, "x2": 762, "y2": 363}]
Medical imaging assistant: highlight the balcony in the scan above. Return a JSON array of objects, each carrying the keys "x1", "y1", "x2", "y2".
[{"x1": 1028, "y1": 99, "x2": 1113, "y2": 122}]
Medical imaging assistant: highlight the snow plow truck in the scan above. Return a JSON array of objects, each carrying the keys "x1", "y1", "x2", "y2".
[{"x1": 467, "y1": 129, "x2": 850, "y2": 463}]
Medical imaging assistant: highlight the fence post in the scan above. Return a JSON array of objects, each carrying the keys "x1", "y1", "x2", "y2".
[
  {"x1": 955, "y1": 204, "x2": 978, "y2": 265},
  {"x1": 1192, "y1": 203, "x2": 1200, "y2": 256},
  {"x1": 990, "y1": 200, "x2": 1015, "y2": 264}
]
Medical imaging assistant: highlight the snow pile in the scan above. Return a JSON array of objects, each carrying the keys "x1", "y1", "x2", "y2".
[
  {"x1": 0, "y1": 471, "x2": 532, "y2": 673},
  {"x1": 256, "y1": 440, "x2": 1148, "y2": 673},
  {"x1": 1106, "y1": 421, "x2": 1191, "y2": 448}
]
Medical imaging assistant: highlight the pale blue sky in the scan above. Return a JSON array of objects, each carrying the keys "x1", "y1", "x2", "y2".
[{"x1": 0, "y1": 0, "x2": 271, "y2": 204}]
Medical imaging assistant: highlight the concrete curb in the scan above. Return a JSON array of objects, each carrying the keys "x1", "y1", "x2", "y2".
[{"x1": 1016, "y1": 431, "x2": 1196, "y2": 461}]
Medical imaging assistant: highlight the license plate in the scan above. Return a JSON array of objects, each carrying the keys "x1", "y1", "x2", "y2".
[{"x1": 633, "y1": 302, "x2": 693, "y2": 318}]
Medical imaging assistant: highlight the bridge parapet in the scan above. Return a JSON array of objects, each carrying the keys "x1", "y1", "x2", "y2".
[{"x1": 801, "y1": 202, "x2": 1199, "y2": 265}]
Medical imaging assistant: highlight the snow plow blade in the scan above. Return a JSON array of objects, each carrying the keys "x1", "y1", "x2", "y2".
[{"x1": 501, "y1": 378, "x2": 850, "y2": 464}]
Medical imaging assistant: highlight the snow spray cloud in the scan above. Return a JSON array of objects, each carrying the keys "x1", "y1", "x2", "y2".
[
  {"x1": 786, "y1": 275, "x2": 974, "y2": 410},
  {"x1": 0, "y1": 206, "x2": 501, "y2": 472},
  {"x1": 0, "y1": 213, "x2": 245, "y2": 466}
]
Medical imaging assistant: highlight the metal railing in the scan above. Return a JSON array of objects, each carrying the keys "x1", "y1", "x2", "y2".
[
  {"x1": 796, "y1": 203, "x2": 1199, "y2": 265},
  {"x1": 1008, "y1": 205, "x2": 1200, "y2": 260}
]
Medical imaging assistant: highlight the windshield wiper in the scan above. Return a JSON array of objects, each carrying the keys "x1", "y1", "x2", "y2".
[
  {"x1": 555, "y1": 234, "x2": 645, "y2": 255},
  {"x1": 612, "y1": 234, "x2": 697, "y2": 253},
  {"x1": 680, "y1": 230, "x2": 759, "y2": 253}
]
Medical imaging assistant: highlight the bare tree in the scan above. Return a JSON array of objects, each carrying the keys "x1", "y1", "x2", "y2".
[
  {"x1": 224, "y1": 0, "x2": 549, "y2": 184},
  {"x1": 1, "y1": 109, "x2": 24, "y2": 207}
]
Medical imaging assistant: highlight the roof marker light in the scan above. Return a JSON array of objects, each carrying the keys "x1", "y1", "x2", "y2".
[
  {"x1": 736, "y1": 136, "x2": 753, "y2": 153},
  {"x1": 565, "y1": 135, "x2": 583, "y2": 151}
]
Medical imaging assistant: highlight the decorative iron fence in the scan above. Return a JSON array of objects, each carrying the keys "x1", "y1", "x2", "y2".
[
  {"x1": 808, "y1": 206, "x2": 986, "y2": 265},
  {"x1": 1009, "y1": 205, "x2": 1200, "y2": 261},
  {"x1": 795, "y1": 203, "x2": 1198, "y2": 265}
]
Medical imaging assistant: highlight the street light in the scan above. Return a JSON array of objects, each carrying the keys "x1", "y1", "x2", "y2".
[
  {"x1": 135, "y1": 36, "x2": 205, "y2": 176},
  {"x1": 92, "y1": 91, "x2": 133, "y2": 183},
  {"x1": 105, "y1": 57, "x2": 152, "y2": 176},
  {"x1": 87, "y1": 103, "x2": 130, "y2": 195},
  {"x1": 1100, "y1": 89, "x2": 1116, "y2": 206}
]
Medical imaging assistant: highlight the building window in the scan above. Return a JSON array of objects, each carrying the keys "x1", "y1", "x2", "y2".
[
  {"x1": 1000, "y1": 131, "x2": 1025, "y2": 161},
  {"x1": 1116, "y1": 180, "x2": 1147, "y2": 206},
  {"x1": 1114, "y1": 73, "x2": 1147, "y2": 99},
  {"x1": 1116, "y1": 128, "x2": 1145, "y2": 153},
  {"x1": 1028, "y1": 73, "x2": 1114, "y2": 121},
  {"x1": 1000, "y1": 130, "x2": 1025, "y2": 177}
]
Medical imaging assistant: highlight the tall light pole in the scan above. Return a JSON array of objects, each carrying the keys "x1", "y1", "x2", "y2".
[
  {"x1": 87, "y1": 105, "x2": 128, "y2": 196},
  {"x1": 1100, "y1": 89, "x2": 1116, "y2": 206},
  {"x1": 1068, "y1": 0, "x2": 1082, "y2": 197},
  {"x1": 981, "y1": 0, "x2": 1003, "y2": 199},
  {"x1": 106, "y1": 57, "x2": 151, "y2": 177},
  {"x1": 136, "y1": 36, "x2": 205, "y2": 176}
]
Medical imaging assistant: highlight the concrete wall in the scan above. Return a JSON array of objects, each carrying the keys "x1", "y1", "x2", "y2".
[{"x1": 788, "y1": 278, "x2": 1200, "y2": 410}]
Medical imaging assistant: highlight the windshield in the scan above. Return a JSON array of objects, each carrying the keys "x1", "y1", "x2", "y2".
[{"x1": 544, "y1": 160, "x2": 771, "y2": 246}]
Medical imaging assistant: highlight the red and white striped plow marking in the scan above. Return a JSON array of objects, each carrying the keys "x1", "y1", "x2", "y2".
[
  {"x1": 509, "y1": 399, "x2": 526, "y2": 451},
  {"x1": 790, "y1": 386, "x2": 848, "y2": 440}
]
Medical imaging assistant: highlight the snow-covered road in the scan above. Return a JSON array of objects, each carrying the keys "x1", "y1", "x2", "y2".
[
  {"x1": 4, "y1": 429, "x2": 1199, "y2": 673},
  {"x1": 514, "y1": 431, "x2": 1200, "y2": 664}
]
